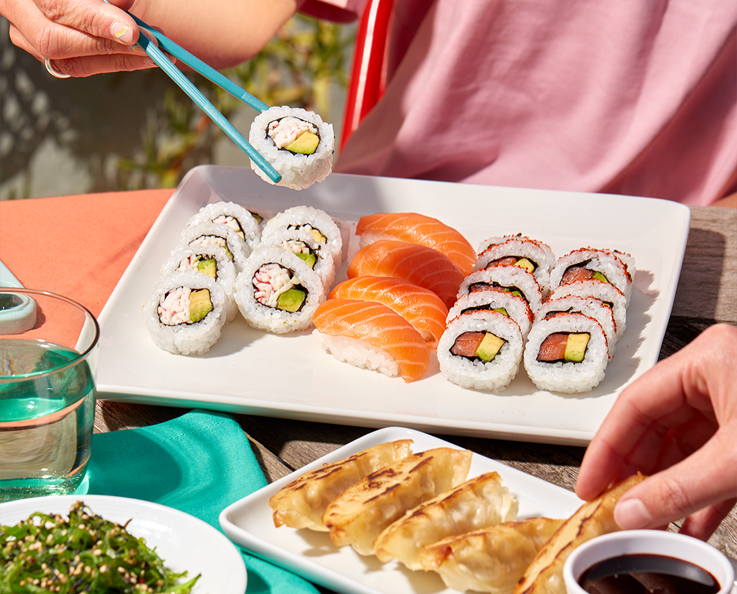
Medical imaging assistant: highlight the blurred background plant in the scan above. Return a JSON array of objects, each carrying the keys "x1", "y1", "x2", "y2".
[{"x1": 0, "y1": 13, "x2": 355, "y2": 200}]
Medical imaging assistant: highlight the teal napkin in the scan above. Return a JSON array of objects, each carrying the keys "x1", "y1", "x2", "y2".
[{"x1": 87, "y1": 409, "x2": 320, "y2": 594}]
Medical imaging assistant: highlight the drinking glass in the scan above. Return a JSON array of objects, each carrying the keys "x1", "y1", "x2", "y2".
[{"x1": 0, "y1": 289, "x2": 99, "y2": 502}]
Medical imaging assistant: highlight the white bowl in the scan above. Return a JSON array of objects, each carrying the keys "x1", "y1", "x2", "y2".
[{"x1": 563, "y1": 530, "x2": 734, "y2": 594}]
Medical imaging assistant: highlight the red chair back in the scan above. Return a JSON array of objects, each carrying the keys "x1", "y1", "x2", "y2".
[{"x1": 339, "y1": 0, "x2": 396, "y2": 151}]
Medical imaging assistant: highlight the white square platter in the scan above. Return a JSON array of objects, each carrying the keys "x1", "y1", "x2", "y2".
[
  {"x1": 96, "y1": 165, "x2": 691, "y2": 445},
  {"x1": 219, "y1": 427, "x2": 583, "y2": 594}
]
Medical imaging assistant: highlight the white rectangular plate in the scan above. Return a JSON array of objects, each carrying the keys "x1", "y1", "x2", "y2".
[
  {"x1": 97, "y1": 165, "x2": 691, "y2": 445},
  {"x1": 219, "y1": 427, "x2": 583, "y2": 594}
]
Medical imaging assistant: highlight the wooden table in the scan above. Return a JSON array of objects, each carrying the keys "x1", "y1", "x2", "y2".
[{"x1": 2, "y1": 191, "x2": 736, "y2": 559}]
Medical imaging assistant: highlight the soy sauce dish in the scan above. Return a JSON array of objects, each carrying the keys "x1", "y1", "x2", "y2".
[{"x1": 563, "y1": 530, "x2": 735, "y2": 594}]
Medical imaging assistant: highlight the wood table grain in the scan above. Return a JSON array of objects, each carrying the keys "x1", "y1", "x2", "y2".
[{"x1": 91, "y1": 204, "x2": 737, "y2": 558}]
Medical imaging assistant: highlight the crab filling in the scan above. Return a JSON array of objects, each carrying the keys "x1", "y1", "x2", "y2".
[
  {"x1": 280, "y1": 239, "x2": 317, "y2": 269},
  {"x1": 177, "y1": 254, "x2": 218, "y2": 279},
  {"x1": 451, "y1": 331, "x2": 506, "y2": 362},
  {"x1": 212, "y1": 214, "x2": 246, "y2": 240},
  {"x1": 189, "y1": 234, "x2": 233, "y2": 260},
  {"x1": 252, "y1": 263, "x2": 307, "y2": 312},
  {"x1": 267, "y1": 117, "x2": 321, "y2": 155},
  {"x1": 158, "y1": 287, "x2": 213, "y2": 326}
]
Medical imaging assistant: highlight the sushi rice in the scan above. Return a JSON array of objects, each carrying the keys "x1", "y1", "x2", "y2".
[
  {"x1": 524, "y1": 312, "x2": 609, "y2": 393},
  {"x1": 438, "y1": 310, "x2": 524, "y2": 392},
  {"x1": 158, "y1": 244, "x2": 238, "y2": 322},
  {"x1": 144, "y1": 270, "x2": 228, "y2": 356},
  {"x1": 235, "y1": 245, "x2": 326, "y2": 334},
  {"x1": 249, "y1": 106, "x2": 334, "y2": 190}
]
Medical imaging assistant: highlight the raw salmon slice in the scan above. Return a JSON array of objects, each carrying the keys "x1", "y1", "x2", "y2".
[
  {"x1": 312, "y1": 299, "x2": 430, "y2": 383},
  {"x1": 355, "y1": 213, "x2": 476, "y2": 276},
  {"x1": 347, "y1": 240, "x2": 464, "y2": 309},
  {"x1": 329, "y1": 276, "x2": 448, "y2": 348}
]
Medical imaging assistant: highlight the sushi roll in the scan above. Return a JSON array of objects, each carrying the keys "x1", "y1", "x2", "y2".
[
  {"x1": 549, "y1": 280, "x2": 628, "y2": 341},
  {"x1": 524, "y1": 312, "x2": 609, "y2": 393},
  {"x1": 437, "y1": 310, "x2": 524, "y2": 392},
  {"x1": 249, "y1": 106, "x2": 334, "y2": 190},
  {"x1": 144, "y1": 270, "x2": 228, "y2": 356},
  {"x1": 159, "y1": 244, "x2": 238, "y2": 321},
  {"x1": 260, "y1": 226, "x2": 336, "y2": 292},
  {"x1": 549, "y1": 248, "x2": 634, "y2": 305},
  {"x1": 474, "y1": 234, "x2": 556, "y2": 294},
  {"x1": 185, "y1": 201, "x2": 262, "y2": 254},
  {"x1": 457, "y1": 266, "x2": 544, "y2": 318},
  {"x1": 312, "y1": 299, "x2": 430, "y2": 383},
  {"x1": 235, "y1": 245, "x2": 326, "y2": 334},
  {"x1": 537, "y1": 295, "x2": 618, "y2": 356},
  {"x1": 329, "y1": 276, "x2": 448, "y2": 348},
  {"x1": 355, "y1": 212, "x2": 476, "y2": 276},
  {"x1": 446, "y1": 291, "x2": 534, "y2": 338},
  {"x1": 261, "y1": 206, "x2": 344, "y2": 267},
  {"x1": 174, "y1": 222, "x2": 251, "y2": 273}
]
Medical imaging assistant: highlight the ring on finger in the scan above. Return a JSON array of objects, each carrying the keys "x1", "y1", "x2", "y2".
[{"x1": 44, "y1": 58, "x2": 71, "y2": 79}]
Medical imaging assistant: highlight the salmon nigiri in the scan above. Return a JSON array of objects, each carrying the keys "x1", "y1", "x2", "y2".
[
  {"x1": 347, "y1": 240, "x2": 464, "y2": 309},
  {"x1": 329, "y1": 276, "x2": 448, "y2": 348},
  {"x1": 312, "y1": 299, "x2": 430, "y2": 383},
  {"x1": 355, "y1": 213, "x2": 476, "y2": 276}
]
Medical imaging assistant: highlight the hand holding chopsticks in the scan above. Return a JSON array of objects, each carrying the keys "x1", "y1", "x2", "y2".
[{"x1": 127, "y1": 12, "x2": 281, "y2": 183}]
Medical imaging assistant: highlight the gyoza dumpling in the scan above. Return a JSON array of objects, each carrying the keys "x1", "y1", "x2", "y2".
[
  {"x1": 419, "y1": 517, "x2": 565, "y2": 594},
  {"x1": 268, "y1": 439, "x2": 413, "y2": 531},
  {"x1": 323, "y1": 447, "x2": 473, "y2": 556},
  {"x1": 374, "y1": 472, "x2": 519, "y2": 570}
]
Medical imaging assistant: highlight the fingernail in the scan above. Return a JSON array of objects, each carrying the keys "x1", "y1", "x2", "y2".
[
  {"x1": 112, "y1": 23, "x2": 134, "y2": 44},
  {"x1": 615, "y1": 498, "x2": 652, "y2": 529}
]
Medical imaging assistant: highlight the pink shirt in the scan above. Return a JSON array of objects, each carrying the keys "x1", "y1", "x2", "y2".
[{"x1": 303, "y1": 0, "x2": 737, "y2": 205}]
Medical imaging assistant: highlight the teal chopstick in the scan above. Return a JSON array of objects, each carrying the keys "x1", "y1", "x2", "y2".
[
  {"x1": 134, "y1": 33, "x2": 280, "y2": 183},
  {"x1": 128, "y1": 13, "x2": 269, "y2": 113}
]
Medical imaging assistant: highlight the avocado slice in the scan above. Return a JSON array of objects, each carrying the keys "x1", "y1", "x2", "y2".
[
  {"x1": 564, "y1": 333, "x2": 590, "y2": 362},
  {"x1": 477, "y1": 332, "x2": 506, "y2": 362},
  {"x1": 295, "y1": 251, "x2": 317, "y2": 269},
  {"x1": 197, "y1": 258, "x2": 217, "y2": 278},
  {"x1": 286, "y1": 132, "x2": 320, "y2": 155},
  {"x1": 493, "y1": 307, "x2": 509, "y2": 317},
  {"x1": 592, "y1": 271, "x2": 609, "y2": 283},
  {"x1": 514, "y1": 258, "x2": 536, "y2": 273},
  {"x1": 277, "y1": 288, "x2": 306, "y2": 312},
  {"x1": 189, "y1": 289, "x2": 213, "y2": 323}
]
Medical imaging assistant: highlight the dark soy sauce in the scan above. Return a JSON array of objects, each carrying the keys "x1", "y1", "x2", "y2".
[{"x1": 578, "y1": 553, "x2": 721, "y2": 594}]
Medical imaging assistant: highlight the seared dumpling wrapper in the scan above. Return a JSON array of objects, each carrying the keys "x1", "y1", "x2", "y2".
[
  {"x1": 322, "y1": 447, "x2": 473, "y2": 556},
  {"x1": 419, "y1": 517, "x2": 565, "y2": 594},
  {"x1": 268, "y1": 439, "x2": 413, "y2": 531},
  {"x1": 513, "y1": 473, "x2": 646, "y2": 594},
  {"x1": 374, "y1": 471, "x2": 519, "y2": 570}
]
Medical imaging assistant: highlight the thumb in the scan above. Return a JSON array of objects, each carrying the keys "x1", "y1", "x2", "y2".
[{"x1": 614, "y1": 430, "x2": 737, "y2": 533}]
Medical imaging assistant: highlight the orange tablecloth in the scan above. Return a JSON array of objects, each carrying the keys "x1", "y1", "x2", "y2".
[{"x1": 0, "y1": 189, "x2": 174, "y2": 318}]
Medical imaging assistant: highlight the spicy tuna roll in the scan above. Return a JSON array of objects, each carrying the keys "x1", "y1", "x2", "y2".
[
  {"x1": 474, "y1": 234, "x2": 556, "y2": 294},
  {"x1": 438, "y1": 310, "x2": 524, "y2": 392},
  {"x1": 549, "y1": 280, "x2": 628, "y2": 341},
  {"x1": 144, "y1": 270, "x2": 228, "y2": 356},
  {"x1": 537, "y1": 295, "x2": 618, "y2": 356},
  {"x1": 549, "y1": 248, "x2": 634, "y2": 305},
  {"x1": 523, "y1": 312, "x2": 609, "y2": 393},
  {"x1": 446, "y1": 291, "x2": 534, "y2": 338},
  {"x1": 457, "y1": 266, "x2": 544, "y2": 318},
  {"x1": 235, "y1": 245, "x2": 326, "y2": 334},
  {"x1": 159, "y1": 244, "x2": 238, "y2": 321},
  {"x1": 249, "y1": 106, "x2": 334, "y2": 190}
]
